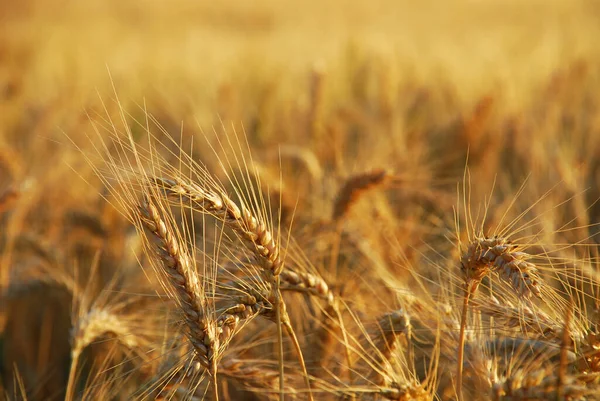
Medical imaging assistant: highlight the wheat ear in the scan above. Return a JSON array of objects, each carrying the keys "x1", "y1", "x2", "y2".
[
  {"x1": 150, "y1": 177, "x2": 314, "y2": 401},
  {"x1": 66, "y1": 308, "x2": 139, "y2": 401},
  {"x1": 361, "y1": 309, "x2": 411, "y2": 386},
  {"x1": 152, "y1": 177, "x2": 283, "y2": 276},
  {"x1": 460, "y1": 237, "x2": 542, "y2": 299},
  {"x1": 332, "y1": 169, "x2": 389, "y2": 222},
  {"x1": 138, "y1": 197, "x2": 218, "y2": 371}
]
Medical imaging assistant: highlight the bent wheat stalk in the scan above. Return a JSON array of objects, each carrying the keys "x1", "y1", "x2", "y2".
[{"x1": 457, "y1": 236, "x2": 543, "y2": 401}]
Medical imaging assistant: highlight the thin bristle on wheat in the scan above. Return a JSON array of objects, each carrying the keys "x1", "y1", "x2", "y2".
[
  {"x1": 218, "y1": 262, "x2": 335, "y2": 306},
  {"x1": 472, "y1": 296, "x2": 561, "y2": 339}
]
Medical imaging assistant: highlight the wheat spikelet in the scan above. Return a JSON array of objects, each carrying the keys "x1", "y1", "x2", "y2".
[
  {"x1": 215, "y1": 301, "x2": 267, "y2": 349},
  {"x1": 491, "y1": 368, "x2": 595, "y2": 400},
  {"x1": 279, "y1": 269, "x2": 335, "y2": 305},
  {"x1": 140, "y1": 194, "x2": 272, "y2": 383},
  {"x1": 148, "y1": 176, "x2": 319, "y2": 399}
]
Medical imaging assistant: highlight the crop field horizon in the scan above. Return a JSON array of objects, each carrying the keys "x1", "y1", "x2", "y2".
[{"x1": 2, "y1": 1, "x2": 600, "y2": 400}]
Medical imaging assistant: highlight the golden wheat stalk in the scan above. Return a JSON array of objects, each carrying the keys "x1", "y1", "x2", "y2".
[{"x1": 457, "y1": 236, "x2": 544, "y2": 400}]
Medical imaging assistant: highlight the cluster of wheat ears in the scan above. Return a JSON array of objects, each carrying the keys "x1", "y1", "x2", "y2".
[{"x1": 2, "y1": 94, "x2": 600, "y2": 401}]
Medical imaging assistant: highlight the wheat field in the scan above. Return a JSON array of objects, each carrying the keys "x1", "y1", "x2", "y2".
[{"x1": 2, "y1": 0, "x2": 600, "y2": 400}]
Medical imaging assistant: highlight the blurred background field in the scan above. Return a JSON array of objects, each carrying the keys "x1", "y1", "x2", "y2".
[
  {"x1": 2, "y1": 0, "x2": 600, "y2": 200},
  {"x1": 3, "y1": 0, "x2": 600, "y2": 121},
  {"x1": 3, "y1": 0, "x2": 600, "y2": 400}
]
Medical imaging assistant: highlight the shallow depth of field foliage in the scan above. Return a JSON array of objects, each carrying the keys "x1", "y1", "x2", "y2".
[{"x1": 3, "y1": 0, "x2": 600, "y2": 400}]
